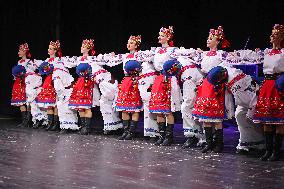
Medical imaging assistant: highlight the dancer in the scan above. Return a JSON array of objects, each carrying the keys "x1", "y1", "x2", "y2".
[
  {"x1": 149, "y1": 26, "x2": 182, "y2": 146},
  {"x1": 225, "y1": 51, "x2": 264, "y2": 153},
  {"x1": 69, "y1": 39, "x2": 96, "y2": 135},
  {"x1": 107, "y1": 36, "x2": 144, "y2": 140},
  {"x1": 192, "y1": 26, "x2": 233, "y2": 153},
  {"x1": 254, "y1": 24, "x2": 284, "y2": 161},
  {"x1": 35, "y1": 41, "x2": 62, "y2": 131},
  {"x1": 177, "y1": 53, "x2": 205, "y2": 148},
  {"x1": 11, "y1": 43, "x2": 35, "y2": 127}
]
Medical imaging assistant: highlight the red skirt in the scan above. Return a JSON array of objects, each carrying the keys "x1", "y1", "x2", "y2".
[
  {"x1": 115, "y1": 76, "x2": 142, "y2": 112},
  {"x1": 11, "y1": 77, "x2": 26, "y2": 106},
  {"x1": 149, "y1": 75, "x2": 171, "y2": 113},
  {"x1": 192, "y1": 78, "x2": 226, "y2": 121},
  {"x1": 36, "y1": 74, "x2": 56, "y2": 108},
  {"x1": 69, "y1": 77, "x2": 93, "y2": 110},
  {"x1": 254, "y1": 79, "x2": 284, "y2": 123}
]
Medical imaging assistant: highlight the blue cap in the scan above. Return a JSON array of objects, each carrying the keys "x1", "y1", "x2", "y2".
[
  {"x1": 38, "y1": 62, "x2": 54, "y2": 75},
  {"x1": 124, "y1": 60, "x2": 141, "y2": 75},
  {"x1": 162, "y1": 59, "x2": 181, "y2": 77},
  {"x1": 207, "y1": 66, "x2": 228, "y2": 86},
  {"x1": 76, "y1": 63, "x2": 92, "y2": 77},
  {"x1": 12, "y1": 65, "x2": 26, "y2": 77}
]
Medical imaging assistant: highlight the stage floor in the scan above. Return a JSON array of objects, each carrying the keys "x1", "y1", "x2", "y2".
[{"x1": 0, "y1": 119, "x2": 283, "y2": 189}]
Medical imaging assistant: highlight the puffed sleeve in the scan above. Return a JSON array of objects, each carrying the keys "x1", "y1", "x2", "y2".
[
  {"x1": 33, "y1": 59, "x2": 44, "y2": 67},
  {"x1": 96, "y1": 53, "x2": 126, "y2": 67},
  {"x1": 136, "y1": 50, "x2": 155, "y2": 62},
  {"x1": 62, "y1": 56, "x2": 78, "y2": 68},
  {"x1": 171, "y1": 48, "x2": 197, "y2": 59}
]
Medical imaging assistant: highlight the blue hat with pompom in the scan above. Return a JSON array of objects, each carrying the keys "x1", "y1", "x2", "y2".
[
  {"x1": 207, "y1": 66, "x2": 228, "y2": 86},
  {"x1": 162, "y1": 59, "x2": 181, "y2": 77},
  {"x1": 12, "y1": 65, "x2": 26, "y2": 77},
  {"x1": 38, "y1": 62, "x2": 54, "y2": 75},
  {"x1": 124, "y1": 60, "x2": 141, "y2": 75},
  {"x1": 76, "y1": 63, "x2": 92, "y2": 77}
]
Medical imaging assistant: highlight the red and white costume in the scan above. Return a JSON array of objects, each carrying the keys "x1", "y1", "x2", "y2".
[
  {"x1": 99, "y1": 45, "x2": 159, "y2": 135},
  {"x1": 254, "y1": 48, "x2": 284, "y2": 123},
  {"x1": 11, "y1": 59, "x2": 31, "y2": 106},
  {"x1": 35, "y1": 54, "x2": 79, "y2": 129},
  {"x1": 148, "y1": 46, "x2": 182, "y2": 114},
  {"x1": 35, "y1": 57, "x2": 57, "y2": 108},
  {"x1": 103, "y1": 52, "x2": 143, "y2": 112},
  {"x1": 192, "y1": 50, "x2": 235, "y2": 122},
  {"x1": 89, "y1": 55, "x2": 123, "y2": 131},
  {"x1": 69, "y1": 56, "x2": 94, "y2": 110},
  {"x1": 221, "y1": 53, "x2": 264, "y2": 151},
  {"x1": 138, "y1": 50, "x2": 160, "y2": 137},
  {"x1": 176, "y1": 49, "x2": 204, "y2": 139},
  {"x1": 53, "y1": 56, "x2": 78, "y2": 130},
  {"x1": 23, "y1": 58, "x2": 48, "y2": 124}
]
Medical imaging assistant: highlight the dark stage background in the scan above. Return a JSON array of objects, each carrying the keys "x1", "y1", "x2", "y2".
[{"x1": 1, "y1": 0, "x2": 283, "y2": 117}]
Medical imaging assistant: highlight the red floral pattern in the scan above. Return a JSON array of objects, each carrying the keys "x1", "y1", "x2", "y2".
[
  {"x1": 36, "y1": 75, "x2": 56, "y2": 107},
  {"x1": 149, "y1": 75, "x2": 172, "y2": 113},
  {"x1": 115, "y1": 76, "x2": 142, "y2": 112},
  {"x1": 254, "y1": 79, "x2": 284, "y2": 123},
  {"x1": 192, "y1": 78, "x2": 226, "y2": 120},
  {"x1": 69, "y1": 77, "x2": 94, "y2": 110},
  {"x1": 11, "y1": 77, "x2": 26, "y2": 106}
]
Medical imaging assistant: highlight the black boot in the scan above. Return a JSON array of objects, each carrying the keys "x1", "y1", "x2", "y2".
[
  {"x1": 45, "y1": 114, "x2": 54, "y2": 131},
  {"x1": 80, "y1": 117, "x2": 91, "y2": 135},
  {"x1": 39, "y1": 121, "x2": 47, "y2": 129},
  {"x1": 79, "y1": 117, "x2": 85, "y2": 133},
  {"x1": 162, "y1": 124, "x2": 174, "y2": 146},
  {"x1": 60, "y1": 129, "x2": 69, "y2": 134},
  {"x1": 50, "y1": 115, "x2": 60, "y2": 131},
  {"x1": 149, "y1": 136, "x2": 158, "y2": 143},
  {"x1": 213, "y1": 129, "x2": 224, "y2": 153},
  {"x1": 268, "y1": 134, "x2": 283, "y2": 161},
  {"x1": 32, "y1": 120, "x2": 43, "y2": 129},
  {"x1": 201, "y1": 127, "x2": 214, "y2": 153},
  {"x1": 22, "y1": 111, "x2": 32, "y2": 128},
  {"x1": 124, "y1": 120, "x2": 138, "y2": 140},
  {"x1": 17, "y1": 111, "x2": 27, "y2": 127},
  {"x1": 260, "y1": 132, "x2": 274, "y2": 161},
  {"x1": 118, "y1": 120, "x2": 130, "y2": 140},
  {"x1": 182, "y1": 136, "x2": 199, "y2": 149},
  {"x1": 155, "y1": 122, "x2": 166, "y2": 145}
]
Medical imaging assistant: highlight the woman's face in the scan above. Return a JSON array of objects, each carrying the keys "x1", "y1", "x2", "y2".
[
  {"x1": 81, "y1": 45, "x2": 89, "y2": 54},
  {"x1": 270, "y1": 30, "x2": 280, "y2": 44},
  {"x1": 18, "y1": 49, "x2": 26, "y2": 58},
  {"x1": 207, "y1": 35, "x2": 219, "y2": 49},
  {"x1": 48, "y1": 45, "x2": 57, "y2": 56},
  {"x1": 127, "y1": 40, "x2": 137, "y2": 51},
  {"x1": 158, "y1": 32, "x2": 168, "y2": 45}
]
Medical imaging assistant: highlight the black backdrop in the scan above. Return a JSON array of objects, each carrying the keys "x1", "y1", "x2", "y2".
[{"x1": 1, "y1": 0, "x2": 283, "y2": 116}]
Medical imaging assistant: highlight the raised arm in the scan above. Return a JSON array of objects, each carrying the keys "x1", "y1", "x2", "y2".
[
  {"x1": 95, "y1": 53, "x2": 126, "y2": 67},
  {"x1": 136, "y1": 49, "x2": 155, "y2": 62},
  {"x1": 33, "y1": 59, "x2": 44, "y2": 67},
  {"x1": 170, "y1": 47, "x2": 197, "y2": 59},
  {"x1": 61, "y1": 56, "x2": 78, "y2": 68}
]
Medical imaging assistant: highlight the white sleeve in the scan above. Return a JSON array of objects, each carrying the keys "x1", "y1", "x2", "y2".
[
  {"x1": 33, "y1": 59, "x2": 44, "y2": 67},
  {"x1": 26, "y1": 59, "x2": 38, "y2": 72},
  {"x1": 195, "y1": 51, "x2": 205, "y2": 64},
  {"x1": 220, "y1": 50, "x2": 229, "y2": 61},
  {"x1": 62, "y1": 56, "x2": 78, "y2": 68},
  {"x1": 97, "y1": 53, "x2": 126, "y2": 67},
  {"x1": 171, "y1": 48, "x2": 197, "y2": 59},
  {"x1": 136, "y1": 50, "x2": 155, "y2": 62}
]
